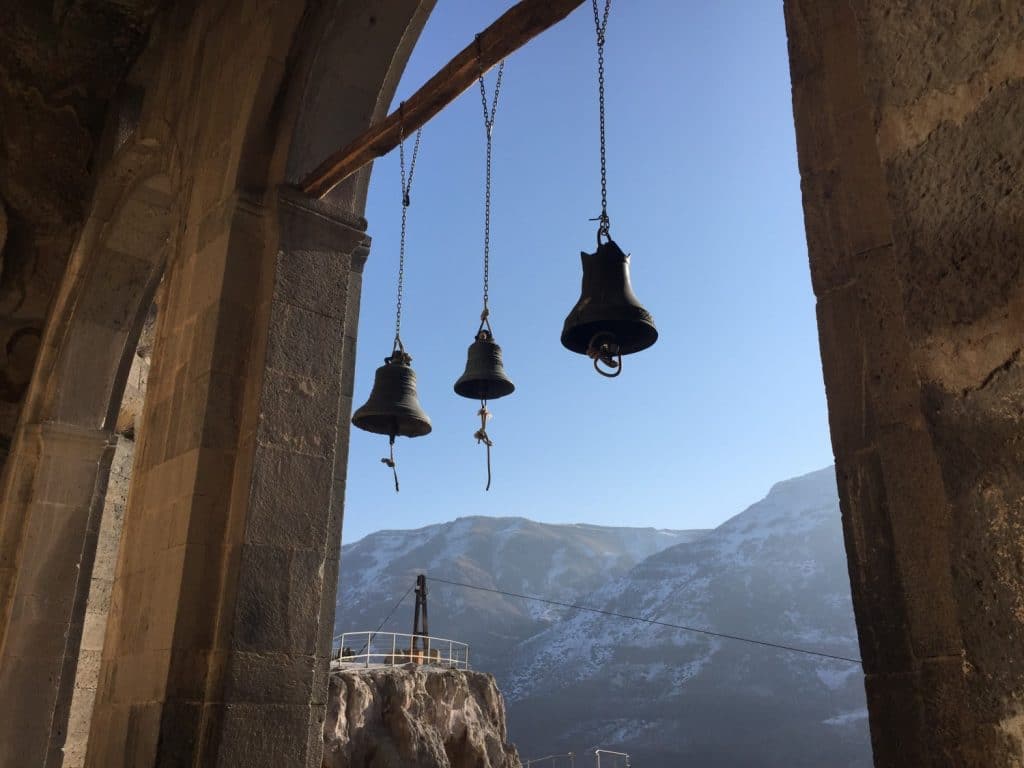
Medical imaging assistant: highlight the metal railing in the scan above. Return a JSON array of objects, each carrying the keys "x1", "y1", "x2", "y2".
[
  {"x1": 594, "y1": 749, "x2": 630, "y2": 767},
  {"x1": 332, "y1": 631, "x2": 470, "y2": 670},
  {"x1": 525, "y1": 753, "x2": 575, "y2": 767}
]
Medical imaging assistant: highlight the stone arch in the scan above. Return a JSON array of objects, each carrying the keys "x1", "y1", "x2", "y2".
[
  {"x1": 0, "y1": 136, "x2": 177, "y2": 768},
  {"x1": 68, "y1": 2, "x2": 437, "y2": 766},
  {"x1": 28, "y1": 156, "x2": 173, "y2": 432}
]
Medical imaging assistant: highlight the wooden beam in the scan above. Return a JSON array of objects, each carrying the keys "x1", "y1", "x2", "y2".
[{"x1": 300, "y1": 0, "x2": 586, "y2": 198}]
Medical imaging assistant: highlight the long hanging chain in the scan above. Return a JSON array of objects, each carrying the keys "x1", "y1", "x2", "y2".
[
  {"x1": 394, "y1": 108, "x2": 422, "y2": 354},
  {"x1": 593, "y1": 0, "x2": 612, "y2": 243},
  {"x1": 474, "y1": 54, "x2": 505, "y2": 492},
  {"x1": 383, "y1": 111, "x2": 421, "y2": 494},
  {"x1": 477, "y1": 57, "x2": 505, "y2": 327}
]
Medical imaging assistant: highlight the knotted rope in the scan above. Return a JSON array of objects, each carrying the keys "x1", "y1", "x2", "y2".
[
  {"x1": 473, "y1": 402, "x2": 494, "y2": 491},
  {"x1": 381, "y1": 434, "x2": 399, "y2": 493}
]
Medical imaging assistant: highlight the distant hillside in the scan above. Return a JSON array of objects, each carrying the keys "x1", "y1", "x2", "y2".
[
  {"x1": 501, "y1": 467, "x2": 869, "y2": 767},
  {"x1": 335, "y1": 517, "x2": 705, "y2": 674},
  {"x1": 335, "y1": 468, "x2": 871, "y2": 767}
]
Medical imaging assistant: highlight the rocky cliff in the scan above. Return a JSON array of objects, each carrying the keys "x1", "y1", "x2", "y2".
[{"x1": 323, "y1": 666, "x2": 521, "y2": 768}]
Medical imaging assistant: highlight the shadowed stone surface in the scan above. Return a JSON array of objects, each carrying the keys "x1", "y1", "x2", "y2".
[
  {"x1": 786, "y1": 2, "x2": 1024, "y2": 766},
  {"x1": 0, "y1": 0, "x2": 164, "y2": 462}
]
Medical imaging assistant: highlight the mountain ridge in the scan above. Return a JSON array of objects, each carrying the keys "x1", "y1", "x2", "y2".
[{"x1": 335, "y1": 466, "x2": 871, "y2": 767}]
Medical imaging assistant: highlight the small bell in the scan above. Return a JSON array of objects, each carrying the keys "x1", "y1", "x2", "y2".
[
  {"x1": 454, "y1": 329, "x2": 515, "y2": 401},
  {"x1": 352, "y1": 350, "x2": 432, "y2": 439},
  {"x1": 561, "y1": 238, "x2": 657, "y2": 376}
]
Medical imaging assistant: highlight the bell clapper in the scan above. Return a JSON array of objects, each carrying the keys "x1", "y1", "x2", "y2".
[
  {"x1": 381, "y1": 434, "x2": 400, "y2": 493},
  {"x1": 587, "y1": 332, "x2": 622, "y2": 378}
]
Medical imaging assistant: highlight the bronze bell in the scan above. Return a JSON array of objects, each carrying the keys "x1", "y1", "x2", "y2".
[
  {"x1": 454, "y1": 329, "x2": 515, "y2": 401},
  {"x1": 561, "y1": 238, "x2": 658, "y2": 366},
  {"x1": 352, "y1": 351, "x2": 432, "y2": 438}
]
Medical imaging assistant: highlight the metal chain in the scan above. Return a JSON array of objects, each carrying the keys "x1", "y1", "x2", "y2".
[
  {"x1": 477, "y1": 56, "x2": 505, "y2": 317},
  {"x1": 592, "y1": 0, "x2": 612, "y2": 242},
  {"x1": 394, "y1": 110, "x2": 422, "y2": 351}
]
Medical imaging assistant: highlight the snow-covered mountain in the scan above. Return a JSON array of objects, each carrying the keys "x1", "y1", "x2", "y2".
[
  {"x1": 335, "y1": 467, "x2": 871, "y2": 767},
  {"x1": 500, "y1": 467, "x2": 869, "y2": 767},
  {"x1": 335, "y1": 517, "x2": 706, "y2": 673}
]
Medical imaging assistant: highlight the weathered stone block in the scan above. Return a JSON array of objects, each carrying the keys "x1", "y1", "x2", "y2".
[
  {"x1": 0, "y1": 655, "x2": 58, "y2": 764},
  {"x1": 222, "y1": 650, "x2": 316, "y2": 704},
  {"x1": 82, "y1": 608, "x2": 109, "y2": 653},
  {"x1": 247, "y1": 446, "x2": 332, "y2": 551},
  {"x1": 863, "y1": 672, "x2": 929, "y2": 768},
  {"x1": 212, "y1": 702, "x2": 314, "y2": 768},
  {"x1": 875, "y1": 428, "x2": 962, "y2": 661},
  {"x1": 258, "y1": 367, "x2": 339, "y2": 457},
  {"x1": 265, "y1": 301, "x2": 345, "y2": 383},
  {"x1": 3, "y1": 596, "x2": 73, "y2": 659},
  {"x1": 834, "y1": 453, "x2": 913, "y2": 675},
  {"x1": 232, "y1": 544, "x2": 325, "y2": 655},
  {"x1": 274, "y1": 249, "x2": 351, "y2": 320}
]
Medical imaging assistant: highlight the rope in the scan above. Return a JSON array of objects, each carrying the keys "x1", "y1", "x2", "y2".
[
  {"x1": 429, "y1": 576, "x2": 863, "y2": 665},
  {"x1": 473, "y1": 402, "x2": 494, "y2": 491},
  {"x1": 380, "y1": 434, "x2": 399, "y2": 493}
]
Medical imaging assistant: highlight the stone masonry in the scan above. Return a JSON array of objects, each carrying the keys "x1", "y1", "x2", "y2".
[
  {"x1": 0, "y1": 2, "x2": 1020, "y2": 767},
  {"x1": 786, "y1": 2, "x2": 1024, "y2": 766}
]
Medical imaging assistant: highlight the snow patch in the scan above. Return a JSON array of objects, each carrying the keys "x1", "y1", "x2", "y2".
[{"x1": 824, "y1": 708, "x2": 869, "y2": 726}]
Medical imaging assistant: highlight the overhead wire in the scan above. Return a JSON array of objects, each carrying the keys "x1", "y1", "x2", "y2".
[
  {"x1": 428, "y1": 575, "x2": 862, "y2": 665},
  {"x1": 354, "y1": 584, "x2": 416, "y2": 655}
]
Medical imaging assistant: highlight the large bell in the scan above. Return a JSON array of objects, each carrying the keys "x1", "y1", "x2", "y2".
[
  {"x1": 454, "y1": 329, "x2": 515, "y2": 401},
  {"x1": 352, "y1": 351, "x2": 432, "y2": 438},
  {"x1": 561, "y1": 238, "x2": 658, "y2": 358}
]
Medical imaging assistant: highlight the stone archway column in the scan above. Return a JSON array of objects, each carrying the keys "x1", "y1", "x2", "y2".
[
  {"x1": 86, "y1": 188, "x2": 366, "y2": 768},
  {"x1": 786, "y1": 1, "x2": 1024, "y2": 765},
  {"x1": 0, "y1": 423, "x2": 116, "y2": 768}
]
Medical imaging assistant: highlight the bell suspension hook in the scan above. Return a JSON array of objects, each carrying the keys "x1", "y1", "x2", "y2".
[{"x1": 478, "y1": 304, "x2": 493, "y2": 337}]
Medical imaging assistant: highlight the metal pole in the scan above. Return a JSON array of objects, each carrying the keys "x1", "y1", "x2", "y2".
[{"x1": 391, "y1": 633, "x2": 396, "y2": 666}]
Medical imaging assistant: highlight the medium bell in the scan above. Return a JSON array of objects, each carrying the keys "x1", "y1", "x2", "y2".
[
  {"x1": 352, "y1": 351, "x2": 432, "y2": 438},
  {"x1": 561, "y1": 238, "x2": 658, "y2": 372},
  {"x1": 454, "y1": 329, "x2": 515, "y2": 401}
]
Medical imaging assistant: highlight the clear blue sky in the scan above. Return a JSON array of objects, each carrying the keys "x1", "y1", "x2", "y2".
[{"x1": 343, "y1": 0, "x2": 833, "y2": 543}]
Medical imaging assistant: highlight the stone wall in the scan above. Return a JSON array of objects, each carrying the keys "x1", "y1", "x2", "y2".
[
  {"x1": 0, "y1": 1, "x2": 436, "y2": 766},
  {"x1": 62, "y1": 330, "x2": 150, "y2": 767},
  {"x1": 785, "y1": 2, "x2": 1024, "y2": 766},
  {"x1": 0, "y1": 2, "x2": 1020, "y2": 767}
]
